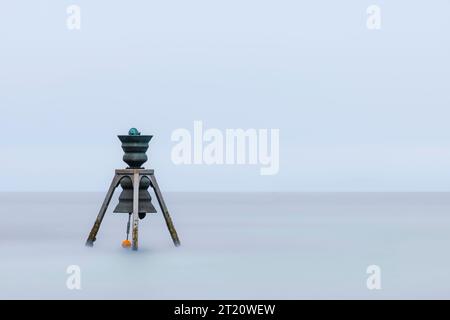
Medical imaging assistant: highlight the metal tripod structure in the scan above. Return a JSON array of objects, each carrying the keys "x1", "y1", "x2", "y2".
[{"x1": 85, "y1": 169, "x2": 180, "y2": 250}]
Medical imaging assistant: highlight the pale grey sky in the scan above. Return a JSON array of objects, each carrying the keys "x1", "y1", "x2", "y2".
[{"x1": 0, "y1": 1, "x2": 449, "y2": 191}]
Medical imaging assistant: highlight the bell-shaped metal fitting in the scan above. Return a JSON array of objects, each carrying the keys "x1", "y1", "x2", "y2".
[
  {"x1": 113, "y1": 176, "x2": 157, "y2": 219},
  {"x1": 118, "y1": 134, "x2": 153, "y2": 168}
]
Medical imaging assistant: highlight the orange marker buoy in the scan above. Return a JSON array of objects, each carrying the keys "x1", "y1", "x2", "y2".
[
  {"x1": 121, "y1": 213, "x2": 132, "y2": 248},
  {"x1": 122, "y1": 239, "x2": 131, "y2": 248}
]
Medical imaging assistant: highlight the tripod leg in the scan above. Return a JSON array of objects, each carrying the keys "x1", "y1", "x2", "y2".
[
  {"x1": 86, "y1": 174, "x2": 121, "y2": 247},
  {"x1": 131, "y1": 171, "x2": 140, "y2": 251},
  {"x1": 148, "y1": 174, "x2": 181, "y2": 247}
]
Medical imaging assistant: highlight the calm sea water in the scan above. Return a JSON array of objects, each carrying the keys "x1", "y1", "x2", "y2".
[{"x1": 0, "y1": 192, "x2": 449, "y2": 299}]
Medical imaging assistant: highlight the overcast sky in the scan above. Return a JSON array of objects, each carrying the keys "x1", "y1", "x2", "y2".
[{"x1": 0, "y1": 1, "x2": 449, "y2": 191}]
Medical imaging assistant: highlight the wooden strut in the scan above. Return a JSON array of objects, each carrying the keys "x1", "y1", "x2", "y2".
[{"x1": 85, "y1": 169, "x2": 181, "y2": 250}]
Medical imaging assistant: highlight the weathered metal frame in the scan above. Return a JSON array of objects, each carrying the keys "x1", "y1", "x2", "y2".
[{"x1": 85, "y1": 169, "x2": 180, "y2": 250}]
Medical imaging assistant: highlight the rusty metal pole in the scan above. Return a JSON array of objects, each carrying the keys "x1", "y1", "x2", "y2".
[
  {"x1": 86, "y1": 174, "x2": 121, "y2": 247},
  {"x1": 148, "y1": 173, "x2": 181, "y2": 247},
  {"x1": 131, "y1": 170, "x2": 140, "y2": 250}
]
